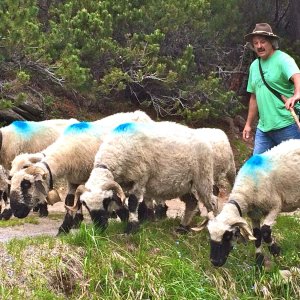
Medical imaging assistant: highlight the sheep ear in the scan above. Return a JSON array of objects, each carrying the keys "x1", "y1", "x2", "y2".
[
  {"x1": 29, "y1": 156, "x2": 43, "y2": 164},
  {"x1": 35, "y1": 180, "x2": 47, "y2": 196},
  {"x1": 102, "y1": 181, "x2": 126, "y2": 203},
  {"x1": 233, "y1": 221, "x2": 256, "y2": 241}
]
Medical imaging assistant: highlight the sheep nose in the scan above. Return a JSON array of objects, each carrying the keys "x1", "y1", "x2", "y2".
[
  {"x1": 210, "y1": 258, "x2": 225, "y2": 267},
  {"x1": 11, "y1": 202, "x2": 31, "y2": 218},
  {"x1": 10, "y1": 192, "x2": 31, "y2": 218}
]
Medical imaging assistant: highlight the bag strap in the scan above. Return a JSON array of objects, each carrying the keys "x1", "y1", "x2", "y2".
[{"x1": 258, "y1": 58, "x2": 284, "y2": 103}]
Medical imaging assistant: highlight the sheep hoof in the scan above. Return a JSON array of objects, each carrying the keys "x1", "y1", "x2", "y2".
[
  {"x1": 176, "y1": 224, "x2": 190, "y2": 234},
  {"x1": 255, "y1": 253, "x2": 265, "y2": 268},
  {"x1": 125, "y1": 221, "x2": 139, "y2": 234},
  {"x1": 1, "y1": 209, "x2": 13, "y2": 221},
  {"x1": 268, "y1": 244, "x2": 281, "y2": 256}
]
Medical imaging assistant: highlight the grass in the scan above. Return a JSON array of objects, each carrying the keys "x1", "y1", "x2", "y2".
[
  {"x1": 0, "y1": 215, "x2": 39, "y2": 227},
  {"x1": 0, "y1": 215, "x2": 299, "y2": 299}
]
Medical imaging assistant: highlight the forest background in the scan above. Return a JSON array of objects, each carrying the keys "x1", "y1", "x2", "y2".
[{"x1": 0, "y1": 0, "x2": 300, "y2": 126}]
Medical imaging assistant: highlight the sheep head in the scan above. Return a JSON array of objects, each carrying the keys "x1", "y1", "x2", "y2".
[
  {"x1": 207, "y1": 216, "x2": 255, "y2": 267},
  {"x1": 10, "y1": 165, "x2": 50, "y2": 218},
  {"x1": 80, "y1": 178, "x2": 127, "y2": 230},
  {"x1": 10, "y1": 153, "x2": 44, "y2": 177}
]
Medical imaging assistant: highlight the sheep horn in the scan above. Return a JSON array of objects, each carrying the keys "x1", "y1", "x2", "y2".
[
  {"x1": 233, "y1": 221, "x2": 256, "y2": 241},
  {"x1": 102, "y1": 181, "x2": 126, "y2": 203},
  {"x1": 191, "y1": 218, "x2": 209, "y2": 232},
  {"x1": 65, "y1": 184, "x2": 87, "y2": 212}
]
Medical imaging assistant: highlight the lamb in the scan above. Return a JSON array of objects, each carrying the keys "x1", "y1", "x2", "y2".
[
  {"x1": 9, "y1": 111, "x2": 153, "y2": 234},
  {"x1": 0, "y1": 118, "x2": 78, "y2": 218},
  {"x1": 75, "y1": 121, "x2": 217, "y2": 233},
  {"x1": 205, "y1": 139, "x2": 300, "y2": 267}
]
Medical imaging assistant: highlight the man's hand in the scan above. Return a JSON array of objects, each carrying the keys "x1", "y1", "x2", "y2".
[
  {"x1": 284, "y1": 96, "x2": 299, "y2": 110},
  {"x1": 243, "y1": 124, "x2": 252, "y2": 141}
]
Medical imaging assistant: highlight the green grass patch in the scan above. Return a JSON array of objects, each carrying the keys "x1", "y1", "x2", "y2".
[
  {"x1": 0, "y1": 216, "x2": 39, "y2": 227},
  {"x1": 0, "y1": 215, "x2": 299, "y2": 299}
]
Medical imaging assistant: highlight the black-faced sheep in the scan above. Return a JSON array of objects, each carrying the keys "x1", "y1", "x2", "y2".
[
  {"x1": 205, "y1": 139, "x2": 300, "y2": 267},
  {"x1": 75, "y1": 121, "x2": 217, "y2": 233},
  {"x1": 140, "y1": 127, "x2": 236, "y2": 232},
  {"x1": 0, "y1": 118, "x2": 77, "y2": 218},
  {"x1": 9, "y1": 111, "x2": 152, "y2": 234}
]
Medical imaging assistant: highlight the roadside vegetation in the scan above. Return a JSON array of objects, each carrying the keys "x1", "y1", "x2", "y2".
[{"x1": 0, "y1": 214, "x2": 299, "y2": 299}]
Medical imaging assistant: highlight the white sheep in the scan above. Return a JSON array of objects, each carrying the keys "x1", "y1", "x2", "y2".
[
  {"x1": 0, "y1": 118, "x2": 77, "y2": 218},
  {"x1": 205, "y1": 139, "x2": 300, "y2": 267},
  {"x1": 9, "y1": 111, "x2": 152, "y2": 234},
  {"x1": 0, "y1": 119, "x2": 77, "y2": 170},
  {"x1": 138, "y1": 126, "x2": 236, "y2": 233},
  {"x1": 75, "y1": 121, "x2": 217, "y2": 233}
]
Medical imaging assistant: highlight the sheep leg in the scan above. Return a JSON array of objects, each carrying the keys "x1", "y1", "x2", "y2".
[
  {"x1": 125, "y1": 194, "x2": 140, "y2": 234},
  {"x1": 37, "y1": 202, "x2": 49, "y2": 217},
  {"x1": 73, "y1": 202, "x2": 84, "y2": 228},
  {"x1": 261, "y1": 208, "x2": 281, "y2": 256},
  {"x1": 176, "y1": 193, "x2": 198, "y2": 234},
  {"x1": 251, "y1": 219, "x2": 264, "y2": 267},
  {"x1": 155, "y1": 200, "x2": 168, "y2": 219},
  {"x1": 138, "y1": 197, "x2": 155, "y2": 222},
  {"x1": 261, "y1": 225, "x2": 281, "y2": 256},
  {"x1": 0, "y1": 191, "x2": 12, "y2": 220},
  {"x1": 57, "y1": 193, "x2": 76, "y2": 235}
]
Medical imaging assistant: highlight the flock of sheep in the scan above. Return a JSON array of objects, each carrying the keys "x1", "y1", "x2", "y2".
[{"x1": 1, "y1": 110, "x2": 300, "y2": 267}]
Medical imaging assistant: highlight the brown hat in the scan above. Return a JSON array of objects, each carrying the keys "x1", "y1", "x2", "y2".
[{"x1": 244, "y1": 23, "x2": 279, "y2": 42}]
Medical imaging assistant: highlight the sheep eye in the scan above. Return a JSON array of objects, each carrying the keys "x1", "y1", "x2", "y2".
[
  {"x1": 223, "y1": 231, "x2": 233, "y2": 241},
  {"x1": 21, "y1": 179, "x2": 31, "y2": 190},
  {"x1": 22, "y1": 165, "x2": 29, "y2": 169}
]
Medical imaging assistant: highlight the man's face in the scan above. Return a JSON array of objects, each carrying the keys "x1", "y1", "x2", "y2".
[{"x1": 252, "y1": 35, "x2": 275, "y2": 60}]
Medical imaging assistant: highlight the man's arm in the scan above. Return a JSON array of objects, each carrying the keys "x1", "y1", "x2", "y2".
[
  {"x1": 285, "y1": 73, "x2": 300, "y2": 109},
  {"x1": 243, "y1": 93, "x2": 258, "y2": 141}
]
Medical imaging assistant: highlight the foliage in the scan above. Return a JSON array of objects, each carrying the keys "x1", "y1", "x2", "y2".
[{"x1": 0, "y1": 0, "x2": 298, "y2": 121}]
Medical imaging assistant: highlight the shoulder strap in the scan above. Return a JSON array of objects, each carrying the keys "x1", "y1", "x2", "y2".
[{"x1": 258, "y1": 58, "x2": 284, "y2": 103}]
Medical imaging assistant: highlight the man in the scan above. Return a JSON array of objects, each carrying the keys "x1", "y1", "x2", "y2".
[{"x1": 243, "y1": 23, "x2": 300, "y2": 154}]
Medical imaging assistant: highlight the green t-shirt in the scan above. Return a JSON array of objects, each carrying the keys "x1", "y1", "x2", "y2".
[{"x1": 247, "y1": 50, "x2": 300, "y2": 132}]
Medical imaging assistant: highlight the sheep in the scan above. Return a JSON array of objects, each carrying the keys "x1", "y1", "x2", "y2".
[
  {"x1": 138, "y1": 126, "x2": 236, "y2": 233},
  {"x1": 75, "y1": 121, "x2": 217, "y2": 234},
  {"x1": 204, "y1": 139, "x2": 300, "y2": 267},
  {"x1": 0, "y1": 165, "x2": 8, "y2": 216},
  {"x1": 9, "y1": 111, "x2": 153, "y2": 234},
  {"x1": 0, "y1": 118, "x2": 78, "y2": 218},
  {"x1": 0, "y1": 119, "x2": 77, "y2": 170}
]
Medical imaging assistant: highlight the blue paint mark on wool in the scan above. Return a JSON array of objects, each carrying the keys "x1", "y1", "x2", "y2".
[
  {"x1": 113, "y1": 122, "x2": 137, "y2": 134},
  {"x1": 64, "y1": 122, "x2": 92, "y2": 135},
  {"x1": 11, "y1": 121, "x2": 38, "y2": 138},
  {"x1": 237, "y1": 154, "x2": 272, "y2": 184}
]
